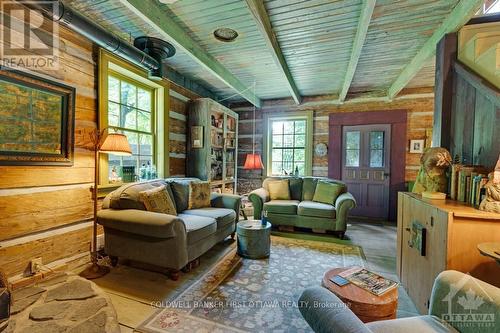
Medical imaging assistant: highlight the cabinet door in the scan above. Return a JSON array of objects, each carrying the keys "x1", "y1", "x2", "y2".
[{"x1": 401, "y1": 199, "x2": 448, "y2": 314}]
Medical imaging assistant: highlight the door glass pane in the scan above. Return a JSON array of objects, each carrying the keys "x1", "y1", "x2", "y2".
[
  {"x1": 346, "y1": 150, "x2": 359, "y2": 167},
  {"x1": 370, "y1": 150, "x2": 384, "y2": 167},
  {"x1": 370, "y1": 131, "x2": 384, "y2": 149},
  {"x1": 346, "y1": 131, "x2": 360, "y2": 149}
]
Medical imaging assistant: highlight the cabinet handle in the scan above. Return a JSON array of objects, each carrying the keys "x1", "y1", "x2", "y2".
[{"x1": 430, "y1": 216, "x2": 434, "y2": 227}]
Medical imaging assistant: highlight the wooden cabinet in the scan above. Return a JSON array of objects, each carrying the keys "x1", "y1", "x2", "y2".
[
  {"x1": 397, "y1": 192, "x2": 500, "y2": 314},
  {"x1": 187, "y1": 98, "x2": 238, "y2": 193}
]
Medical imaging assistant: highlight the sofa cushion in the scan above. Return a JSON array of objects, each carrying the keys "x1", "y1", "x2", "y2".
[
  {"x1": 298, "y1": 201, "x2": 336, "y2": 219},
  {"x1": 313, "y1": 180, "x2": 344, "y2": 205},
  {"x1": 289, "y1": 178, "x2": 303, "y2": 201},
  {"x1": 264, "y1": 200, "x2": 300, "y2": 215},
  {"x1": 139, "y1": 185, "x2": 177, "y2": 216},
  {"x1": 169, "y1": 178, "x2": 199, "y2": 212},
  {"x1": 188, "y1": 181, "x2": 211, "y2": 209},
  {"x1": 108, "y1": 180, "x2": 169, "y2": 210},
  {"x1": 366, "y1": 315, "x2": 458, "y2": 333},
  {"x1": 302, "y1": 177, "x2": 319, "y2": 201},
  {"x1": 268, "y1": 179, "x2": 291, "y2": 200},
  {"x1": 178, "y1": 213, "x2": 217, "y2": 245},
  {"x1": 182, "y1": 208, "x2": 235, "y2": 229}
]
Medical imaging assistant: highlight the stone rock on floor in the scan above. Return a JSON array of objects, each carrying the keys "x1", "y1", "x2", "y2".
[
  {"x1": 29, "y1": 301, "x2": 71, "y2": 321},
  {"x1": 67, "y1": 311, "x2": 107, "y2": 333},
  {"x1": 7, "y1": 274, "x2": 119, "y2": 333},
  {"x1": 69, "y1": 297, "x2": 106, "y2": 322},
  {"x1": 45, "y1": 279, "x2": 96, "y2": 301}
]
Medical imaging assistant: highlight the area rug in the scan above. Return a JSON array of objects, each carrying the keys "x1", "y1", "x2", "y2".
[{"x1": 136, "y1": 235, "x2": 365, "y2": 333}]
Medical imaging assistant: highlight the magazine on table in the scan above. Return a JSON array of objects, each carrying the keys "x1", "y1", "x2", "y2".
[{"x1": 338, "y1": 266, "x2": 398, "y2": 296}]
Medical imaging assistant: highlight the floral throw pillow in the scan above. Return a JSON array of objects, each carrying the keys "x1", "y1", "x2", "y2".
[
  {"x1": 188, "y1": 181, "x2": 211, "y2": 209},
  {"x1": 139, "y1": 185, "x2": 177, "y2": 216}
]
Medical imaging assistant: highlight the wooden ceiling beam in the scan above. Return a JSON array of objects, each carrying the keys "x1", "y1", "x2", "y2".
[
  {"x1": 245, "y1": 0, "x2": 301, "y2": 104},
  {"x1": 119, "y1": 0, "x2": 262, "y2": 107},
  {"x1": 338, "y1": 0, "x2": 376, "y2": 103},
  {"x1": 387, "y1": 0, "x2": 483, "y2": 99}
]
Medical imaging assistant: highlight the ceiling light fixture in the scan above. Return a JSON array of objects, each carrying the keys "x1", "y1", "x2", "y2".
[{"x1": 213, "y1": 28, "x2": 238, "y2": 42}]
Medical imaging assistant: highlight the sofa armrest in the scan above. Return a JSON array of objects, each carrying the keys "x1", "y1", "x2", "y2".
[
  {"x1": 248, "y1": 188, "x2": 269, "y2": 219},
  {"x1": 429, "y1": 270, "x2": 500, "y2": 326},
  {"x1": 299, "y1": 287, "x2": 372, "y2": 333},
  {"x1": 334, "y1": 192, "x2": 356, "y2": 230},
  {"x1": 97, "y1": 209, "x2": 184, "y2": 239},
  {"x1": 211, "y1": 193, "x2": 242, "y2": 218}
]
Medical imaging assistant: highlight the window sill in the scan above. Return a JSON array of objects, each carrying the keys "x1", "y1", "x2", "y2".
[{"x1": 96, "y1": 183, "x2": 125, "y2": 198}]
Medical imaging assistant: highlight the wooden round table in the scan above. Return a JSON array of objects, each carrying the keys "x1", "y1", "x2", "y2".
[
  {"x1": 478, "y1": 242, "x2": 500, "y2": 265},
  {"x1": 322, "y1": 267, "x2": 398, "y2": 323}
]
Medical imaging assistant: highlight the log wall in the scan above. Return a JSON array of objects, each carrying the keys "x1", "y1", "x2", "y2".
[
  {"x1": 0, "y1": 23, "x2": 197, "y2": 279},
  {"x1": 234, "y1": 97, "x2": 434, "y2": 194}
]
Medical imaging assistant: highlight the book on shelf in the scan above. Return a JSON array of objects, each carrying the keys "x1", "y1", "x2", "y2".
[
  {"x1": 338, "y1": 267, "x2": 398, "y2": 296},
  {"x1": 453, "y1": 165, "x2": 489, "y2": 206},
  {"x1": 450, "y1": 164, "x2": 463, "y2": 200}
]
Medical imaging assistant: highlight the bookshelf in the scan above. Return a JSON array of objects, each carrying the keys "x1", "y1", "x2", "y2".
[{"x1": 187, "y1": 98, "x2": 238, "y2": 193}]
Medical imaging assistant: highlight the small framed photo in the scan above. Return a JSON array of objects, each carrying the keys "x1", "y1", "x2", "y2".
[
  {"x1": 409, "y1": 139, "x2": 425, "y2": 153},
  {"x1": 191, "y1": 126, "x2": 204, "y2": 148}
]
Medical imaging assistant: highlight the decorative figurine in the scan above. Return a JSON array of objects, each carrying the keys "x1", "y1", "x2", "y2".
[
  {"x1": 479, "y1": 155, "x2": 500, "y2": 213},
  {"x1": 412, "y1": 147, "x2": 452, "y2": 194}
]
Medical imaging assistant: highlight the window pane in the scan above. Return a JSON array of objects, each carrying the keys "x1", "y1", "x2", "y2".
[
  {"x1": 108, "y1": 102, "x2": 119, "y2": 127},
  {"x1": 272, "y1": 121, "x2": 283, "y2": 134},
  {"x1": 295, "y1": 120, "x2": 306, "y2": 134},
  {"x1": 108, "y1": 155, "x2": 121, "y2": 179},
  {"x1": 121, "y1": 81, "x2": 137, "y2": 107},
  {"x1": 370, "y1": 131, "x2": 384, "y2": 149},
  {"x1": 294, "y1": 134, "x2": 305, "y2": 147},
  {"x1": 283, "y1": 135, "x2": 294, "y2": 147},
  {"x1": 294, "y1": 149, "x2": 305, "y2": 162},
  {"x1": 370, "y1": 149, "x2": 384, "y2": 167},
  {"x1": 122, "y1": 155, "x2": 137, "y2": 167},
  {"x1": 346, "y1": 150, "x2": 359, "y2": 167},
  {"x1": 140, "y1": 156, "x2": 153, "y2": 169},
  {"x1": 121, "y1": 106, "x2": 136, "y2": 129},
  {"x1": 137, "y1": 111, "x2": 151, "y2": 132},
  {"x1": 283, "y1": 121, "x2": 294, "y2": 134},
  {"x1": 108, "y1": 76, "x2": 120, "y2": 103},
  {"x1": 137, "y1": 88, "x2": 151, "y2": 111},
  {"x1": 346, "y1": 131, "x2": 360, "y2": 149},
  {"x1": 295, "y1": 162, "x2": 305, "y2": 175},
  {"x1": 139, "y1": 134, "x2": 153, "y2": 156},
  {"x1": 123, "y1": 131, "x2": 139, "y2": 154},
  {"x1": 272, "y1": 149, "x2": 282, "y2": 161},
  {"x1": 272, "y1": 135, "x2": 283, "y2": 148},
  {"x1": 272, "y1": 162, "x2": 282, "y2": 175},
  {"x1": 283, "y1": 149, "x2": 293, "y2": 162}
]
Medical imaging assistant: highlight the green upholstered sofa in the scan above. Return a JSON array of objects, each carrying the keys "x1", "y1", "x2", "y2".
[
  {"x1": 97, "y1": 178, "x2": 240, "y2": 278},
  {"x1": 299, "y1": 270, "x2": 500, "y2": 333},
  {"x1": 248, "y1": 177, "x2": 356, "y2": 237}
]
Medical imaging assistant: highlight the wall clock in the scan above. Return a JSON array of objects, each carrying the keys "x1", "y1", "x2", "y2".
[{"x1": 314, "y1": 143, "x2": 328, "y2": 157}]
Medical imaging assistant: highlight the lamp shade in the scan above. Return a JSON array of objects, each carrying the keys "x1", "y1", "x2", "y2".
[
  {"x1": 243, "y1": 153, "x2": 264, "y2": 170},
  {"x1": 99, "y1": 133, "x2": 132, "y2": 156}
]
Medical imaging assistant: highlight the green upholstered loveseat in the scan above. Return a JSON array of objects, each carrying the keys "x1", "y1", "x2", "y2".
[
  {"x1": 97, "y1": 178, "x2": 240, "y2": 278},
  {"x1": 248, "y1": 177, "x2": 356, "y2": 237}
]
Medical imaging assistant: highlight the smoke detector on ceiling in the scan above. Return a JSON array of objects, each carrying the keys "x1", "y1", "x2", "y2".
[{"x1": 213, "y1": 28, "x2": 239, "y2": 42}]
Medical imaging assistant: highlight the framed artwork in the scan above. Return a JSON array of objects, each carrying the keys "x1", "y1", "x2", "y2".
[
  {"x1": 0, "y1": 67, "x2": 75, "y2": 166},
  {"x1": 409, "y1": 139, "x2": 425, "y2": 154},
  {"x1": 191, "y1": 126, "x2": 203, "y2": 148}
]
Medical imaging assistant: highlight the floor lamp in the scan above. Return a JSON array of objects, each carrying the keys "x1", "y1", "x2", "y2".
[{"x1": 80, "y1": 129, "x2": 132, "y2": 280}]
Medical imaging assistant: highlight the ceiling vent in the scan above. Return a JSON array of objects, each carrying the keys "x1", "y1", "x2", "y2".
[{"x1": 134, "y1": 36, "x2": 176, "y2": 80}]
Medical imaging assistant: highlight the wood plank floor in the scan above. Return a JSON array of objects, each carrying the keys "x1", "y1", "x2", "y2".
[{"x1": 75, "y1": 220, "x2": 418, "y2": 332}]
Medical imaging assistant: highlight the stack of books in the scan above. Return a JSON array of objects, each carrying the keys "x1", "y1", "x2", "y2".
[{"x1": 450, "y1": 164, "x2": 489, "y2": 207}]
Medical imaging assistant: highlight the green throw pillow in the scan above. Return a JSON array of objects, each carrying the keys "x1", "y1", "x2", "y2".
[
  {"x1": 312, "y1": 181, "x2": 344, "y2": 205},
  {"x1": 268, "y1": 179, "x2": 291, "y2": 200}
]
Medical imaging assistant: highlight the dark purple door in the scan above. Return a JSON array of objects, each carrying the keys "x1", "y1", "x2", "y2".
[{"x1": 341, "y1": 124, "x2": 391, "y2": 219}]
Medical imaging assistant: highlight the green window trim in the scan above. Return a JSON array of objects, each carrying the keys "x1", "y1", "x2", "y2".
[
  {"x1": 263, "y1": 110, "x2": 313, "y2": 177},
  {"x1": 98, "y1": 49, "x2": 169, "y2": 185}
]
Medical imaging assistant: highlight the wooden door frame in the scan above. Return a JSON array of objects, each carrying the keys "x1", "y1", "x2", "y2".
[{"x1": 328, "y1": 110, "x2": 407, "y2": 221}]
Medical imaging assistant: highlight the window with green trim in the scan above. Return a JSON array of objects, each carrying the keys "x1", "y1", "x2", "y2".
[
  {"x1": 107, "y1": 74, "x2": 155, "y2": 179},
  {"x1": 269, "y1": 119, "x2": 307, "y2": 176}
]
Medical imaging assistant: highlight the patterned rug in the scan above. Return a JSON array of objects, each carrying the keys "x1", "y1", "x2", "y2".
[{"x1": 137, "y1": 235, "x2": 365, "y2": 333}]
